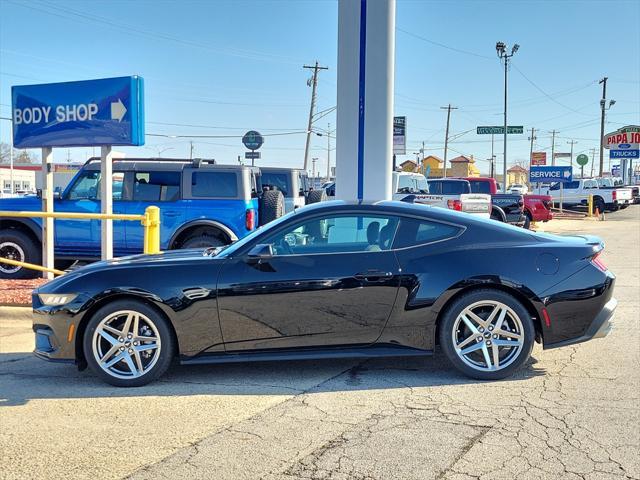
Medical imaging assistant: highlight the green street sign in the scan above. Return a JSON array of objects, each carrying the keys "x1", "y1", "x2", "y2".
[
  {"x1": 576, "y1": 154, "x2": 589, "y2": 166},
  {"x1": 476, "y1": 126, "x2": 524, "y2": 135}
]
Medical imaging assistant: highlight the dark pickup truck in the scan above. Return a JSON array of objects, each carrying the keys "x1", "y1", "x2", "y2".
[{"x1": 460, "y1": 177, "x2": 527, "y2": 227}]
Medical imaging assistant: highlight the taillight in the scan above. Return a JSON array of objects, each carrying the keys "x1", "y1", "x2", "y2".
[
  {"x1": 612, "y1": 190, "x2": 617, "y2": 201},
  {"x1": 245, "y1": 209, "x2": 255, "y2": 230},
  {"x1": 447, "y1": 199, "x2": 462, "y2": 211},
  {"x1": 591, "y1": 252, "x2": 608, "y2": 273}
]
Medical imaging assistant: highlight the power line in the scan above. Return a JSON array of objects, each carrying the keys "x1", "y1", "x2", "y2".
[{"x1": 396, "y1": 28, "x2": 493, "y2": 60}]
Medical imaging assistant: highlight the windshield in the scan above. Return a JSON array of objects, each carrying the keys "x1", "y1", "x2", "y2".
[
  {"x1": 214, "y1": 208, "x2": 299, "y2": 257},
  {"x1": 397, "y1": 175, "x2": 429, "y2": 194}
]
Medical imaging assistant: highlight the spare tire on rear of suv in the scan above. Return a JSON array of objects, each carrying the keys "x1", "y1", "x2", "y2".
[
  {"x1": 260, "y1": 190, "x2": 285, "y2": 225},
  {"x1": 306, "y1": 189, "x2": 327, "y2": 205}
]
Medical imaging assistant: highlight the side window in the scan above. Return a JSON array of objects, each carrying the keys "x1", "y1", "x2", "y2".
[
  {"x1": 264, "y1": 215, "x2": 399, "y2": 255},
  {"x1": 393, "y1": 217, "x2": 461, "y2": 249},
  {"x1": 397, "y1": 176, "x2": 414, "y2": 193},
  {"x1": 66, "y1": 171, "x2": 124, "y2": 200},
  {"x1": 192, "y1": 171, "x2": 238, "y2": 197},
  {"x1": 133, "y1": 171, "x2": 180, "y2": 202},
  {"x1": 550, "y1": 182, "x2": 561, "y2": 191},
  {"x1": 565, "y1": 181, "x2": 579, "y2": 189},
  {"x1": 260, "y1": 172, "x2": 290, "y2": 197}
]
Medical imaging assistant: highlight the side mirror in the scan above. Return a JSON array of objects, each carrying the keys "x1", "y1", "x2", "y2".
[
  {"x1": 247, "y1": 243, "x2": 274, "y2": 259},
  {"x1": 54, "y1": 188, "x2": 62, "y2": 200}
]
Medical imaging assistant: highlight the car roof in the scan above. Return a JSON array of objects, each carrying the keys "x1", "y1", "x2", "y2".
[
  {"x1": 295, "y1": 199, "x2": 465, "y2": 221},
  {"x1": 427, "y1": 178, "x2": 468, "y2": 183}
]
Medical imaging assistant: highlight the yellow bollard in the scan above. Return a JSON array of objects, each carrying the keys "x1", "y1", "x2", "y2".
[
  {"x1": 143, "y1": 206, "x2": 161, "y2": 255},
  {"x1": 587, "y1": 194, "x2": 593, "y2": 217}
]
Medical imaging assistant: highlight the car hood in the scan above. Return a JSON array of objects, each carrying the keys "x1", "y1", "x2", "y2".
[
  {"x1": 0, "y1": 196, "x2": 41, "y2": 211},
  {"x1": 37, "y1": 248, "x2": 220, "y2": 293}
]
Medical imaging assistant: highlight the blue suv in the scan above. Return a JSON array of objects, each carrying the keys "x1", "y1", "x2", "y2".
[{"x1": 0, "y1": 158, "x2": 285, "y2": 278}]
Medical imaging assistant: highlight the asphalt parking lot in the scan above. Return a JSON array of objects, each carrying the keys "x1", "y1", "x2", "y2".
[{"x1": 1, "y1": 207, "x2": 638, "y2": 480}]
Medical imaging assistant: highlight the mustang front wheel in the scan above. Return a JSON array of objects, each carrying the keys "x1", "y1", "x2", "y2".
[
  {"x1": 439, "y1": 289, "x2": 535, "y2": 380},
  {"x1": 83, "y1": 300, "x2": 174, "y2": 387}
]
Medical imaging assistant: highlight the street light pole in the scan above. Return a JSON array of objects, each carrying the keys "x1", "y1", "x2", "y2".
[{"x1": 496, "y1": 41, "x2": 519, "y2": 193}]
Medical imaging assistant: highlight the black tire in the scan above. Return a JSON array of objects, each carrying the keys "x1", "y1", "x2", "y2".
[
  {"x1": 620, "y1": 204, "x2": 629, "y2": 210},
  {"x1": 439, "y1": 289, "x2": 535, "y2": 381},
  {"x1": 523, "y1": 212, "x2": 532, "y2": 229},
  {"x1": 594, "y1": 198, "x2": 606, "y2": 214},
  {"x1": 490, "y1": 209, "x2": 505, "y2": 222},
  {"x1": 0, "y1": 229, "x2": 41, "y2": 279},
  {"x1": 306, "y1": 189, "x2": 327, "y2": 205},
  {"x1": 83, "y1": 299, "x2": 175, "y2": 387},
  {"x1": 260, "y1": 190, "x2": 285, "y2": 225},
  {"x1": 182, "y1": 234, "x2": 225, "y2": 249}
]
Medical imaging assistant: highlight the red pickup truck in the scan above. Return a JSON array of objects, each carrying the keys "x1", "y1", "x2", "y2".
[{"x1": 462, "y1": 177, "x2": 553, "y2": 226}]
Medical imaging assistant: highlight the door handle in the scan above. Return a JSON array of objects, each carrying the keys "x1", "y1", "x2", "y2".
[
  {"x1": 164, "y1": 211, "x2": 180, "y2": 217},
  {"x1": 354, "y1": 270, "x2": 394, "y2": 282}
]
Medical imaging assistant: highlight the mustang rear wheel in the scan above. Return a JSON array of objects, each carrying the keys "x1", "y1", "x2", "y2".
[
  {"x1": 439, "y1": 290, "x2": 534, "y2": 380},
  {"x1": 83, "y1": 300, "x2": 174, "y2": 387}
]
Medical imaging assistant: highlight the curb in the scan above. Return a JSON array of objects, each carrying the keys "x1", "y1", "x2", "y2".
[{"x1": 0, "y1": 306, "x2": 32, "y2": 321}]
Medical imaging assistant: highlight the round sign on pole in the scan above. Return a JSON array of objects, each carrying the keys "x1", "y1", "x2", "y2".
[
  {"x1": 576, "y1": 154, "x2": 589, "y2": 166},
  {"x1": 242, "y1": 130, "x2": 264, "y2": 151}
]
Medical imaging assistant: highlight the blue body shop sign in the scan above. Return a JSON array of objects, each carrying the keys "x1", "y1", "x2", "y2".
[
  {"x1": 529, "y1": 166, "x2": 573, "y2": 183},
  {"x1": 12, "y1": 76, "x2": 144, "y2": 148}
]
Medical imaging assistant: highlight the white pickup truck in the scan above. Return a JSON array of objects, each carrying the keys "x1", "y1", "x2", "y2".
[
  {"x1": 546, "y1": 178, "x2": 632, "y2": 212},
  {"x1": 392, "y1": 172, "x2": 491, "y2": 218}
]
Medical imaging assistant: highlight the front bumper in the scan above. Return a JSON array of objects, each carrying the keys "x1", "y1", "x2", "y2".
[
  {"x1": 544, "y1": 297, "x2": 616, "y2": 349},
  {"x1": 32, "y1": 293, "x2": 90, "y2": 363}
]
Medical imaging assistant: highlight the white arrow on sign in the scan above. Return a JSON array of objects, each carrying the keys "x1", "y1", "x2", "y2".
[
  {"x1": 110, "y1": 99, "x2": 127, "y2": 122},
  {"x1": 563, "y1": 170, "x2": 571, "y2": 178}
]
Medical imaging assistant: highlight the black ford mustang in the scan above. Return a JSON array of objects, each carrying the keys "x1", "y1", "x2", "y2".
[{"x1": 32, "y1": 201, "x2": 616, "y2": 387}]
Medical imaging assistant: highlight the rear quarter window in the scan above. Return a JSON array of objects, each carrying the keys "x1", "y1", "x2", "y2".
[
  {"x1": 393, "y1": 217, "x2": 461, "y2": 249},
  {"x1": 192, "y1": 171, "x2": 238, "y2": 198}
]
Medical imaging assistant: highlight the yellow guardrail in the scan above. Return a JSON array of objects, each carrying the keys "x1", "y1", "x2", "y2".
[{"x1": 0, "y1": 205, "x2": 160, "y2": 276}]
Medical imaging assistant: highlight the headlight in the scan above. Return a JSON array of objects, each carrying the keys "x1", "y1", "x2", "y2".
[{"x1": 38, "y1": 293, "x2": 78, "y2": 306}]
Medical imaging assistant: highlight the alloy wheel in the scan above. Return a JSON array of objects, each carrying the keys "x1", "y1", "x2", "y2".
[
  {"x1": 451, "y1": 300, "x2": 524, "y2": 372},
  {"x1": 0, "y1": 241, "x2": 25, "y2": 274},
  {"x1": 92, "y1": 310, "x2": 161, "y2": 379}
]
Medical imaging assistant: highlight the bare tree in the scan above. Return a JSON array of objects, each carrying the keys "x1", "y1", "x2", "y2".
[{"x1": 0, "y1": 142, "x2": 37, "y2": 164}]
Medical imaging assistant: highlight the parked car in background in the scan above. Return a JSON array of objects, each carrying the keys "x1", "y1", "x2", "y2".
[
  {"x1": 523, "y1": 194, "x2": 553, "y2": 224},
  {"x1": 509, "y1": 183, "x2": 529, "y2": 195},
  {"x1": 595, "y1": 177, "x2": 633, "y2": 208},
  {"x1": 460, "y1": 177, "x2": 525, "y2": 227},
  {"x1": 393, "y1": 173, "x2": 491, "y2": 218},
  {"x1": 546, "y1": 179, "x2": 632, "y2": 212},
  {"x1": 258, "y1": 167, "x2": 325, "y2": 212},
  {"x1": 0, "y1": 158, "x2": 287, "y2": 279}
]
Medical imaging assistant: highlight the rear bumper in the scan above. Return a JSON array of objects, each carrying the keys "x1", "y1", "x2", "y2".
[{"x1": 544, "y1": 297, "x2": 616, "y2": 350}]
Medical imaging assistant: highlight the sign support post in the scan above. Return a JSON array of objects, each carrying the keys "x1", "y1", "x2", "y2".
[
  {"x1": 41, "y1": 147, "x2": 54, "y2": 279},
  {"x1": 100, "y1": 146, "x2": 113, "y2": 260}
]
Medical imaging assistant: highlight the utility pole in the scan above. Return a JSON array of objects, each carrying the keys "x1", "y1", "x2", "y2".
[
  {"x1": 528, "y1": 127, "x2": 536, "y2": 167},
  {"x1": 496, "y1": 41, "x2": 519, "y2": 193},
  {"x1": 303, "y1": 61, "x2": 328, "y2": 171},
  {"x1": 440, "y1": 104, "x2": 457, "y2": 178},
  {"x1": 598, "y1": 77, "x2": 607, "y2": 177},
  {"x1": 490, "y1": 133, "x2": 496, "y2": 179},
  {"x1": 589, "y1": 148, "x2": 597, "y2": 177},
  {"x1": 550, "y1": 130, "x2": 557, "y2": 166},
  {"x1": 567, "y1": 139, "x2": 578, "y2": 167},
  {"x1": 190, "y1": 141, "x2": 194, "y2": 160},
  {"x1": 326, "y1": 123, "x2": 332, "y2": 182},
  {"x1": 312, "y1": 157, "x2": 318, "y2": 182}
]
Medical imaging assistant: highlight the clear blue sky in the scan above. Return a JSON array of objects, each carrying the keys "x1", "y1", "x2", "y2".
[{"x1": 1, "y1": 0, "x2": 639, "y2": 175}]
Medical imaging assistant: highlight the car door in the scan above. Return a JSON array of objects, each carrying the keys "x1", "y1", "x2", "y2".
[
  {"x1": 55, "y1": 169, "x2": 126, "y2": 256},
  {"x1": 123, "y1": 170, "x2": 183, "y2": 254},
  {"x1": 217, "y1": 212, "x2": 402, "y2": 351}
]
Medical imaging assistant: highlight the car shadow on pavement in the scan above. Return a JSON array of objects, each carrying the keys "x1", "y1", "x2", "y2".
[{"x1": 0, "y1": 351, "x2": 546, "y2": 407}]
